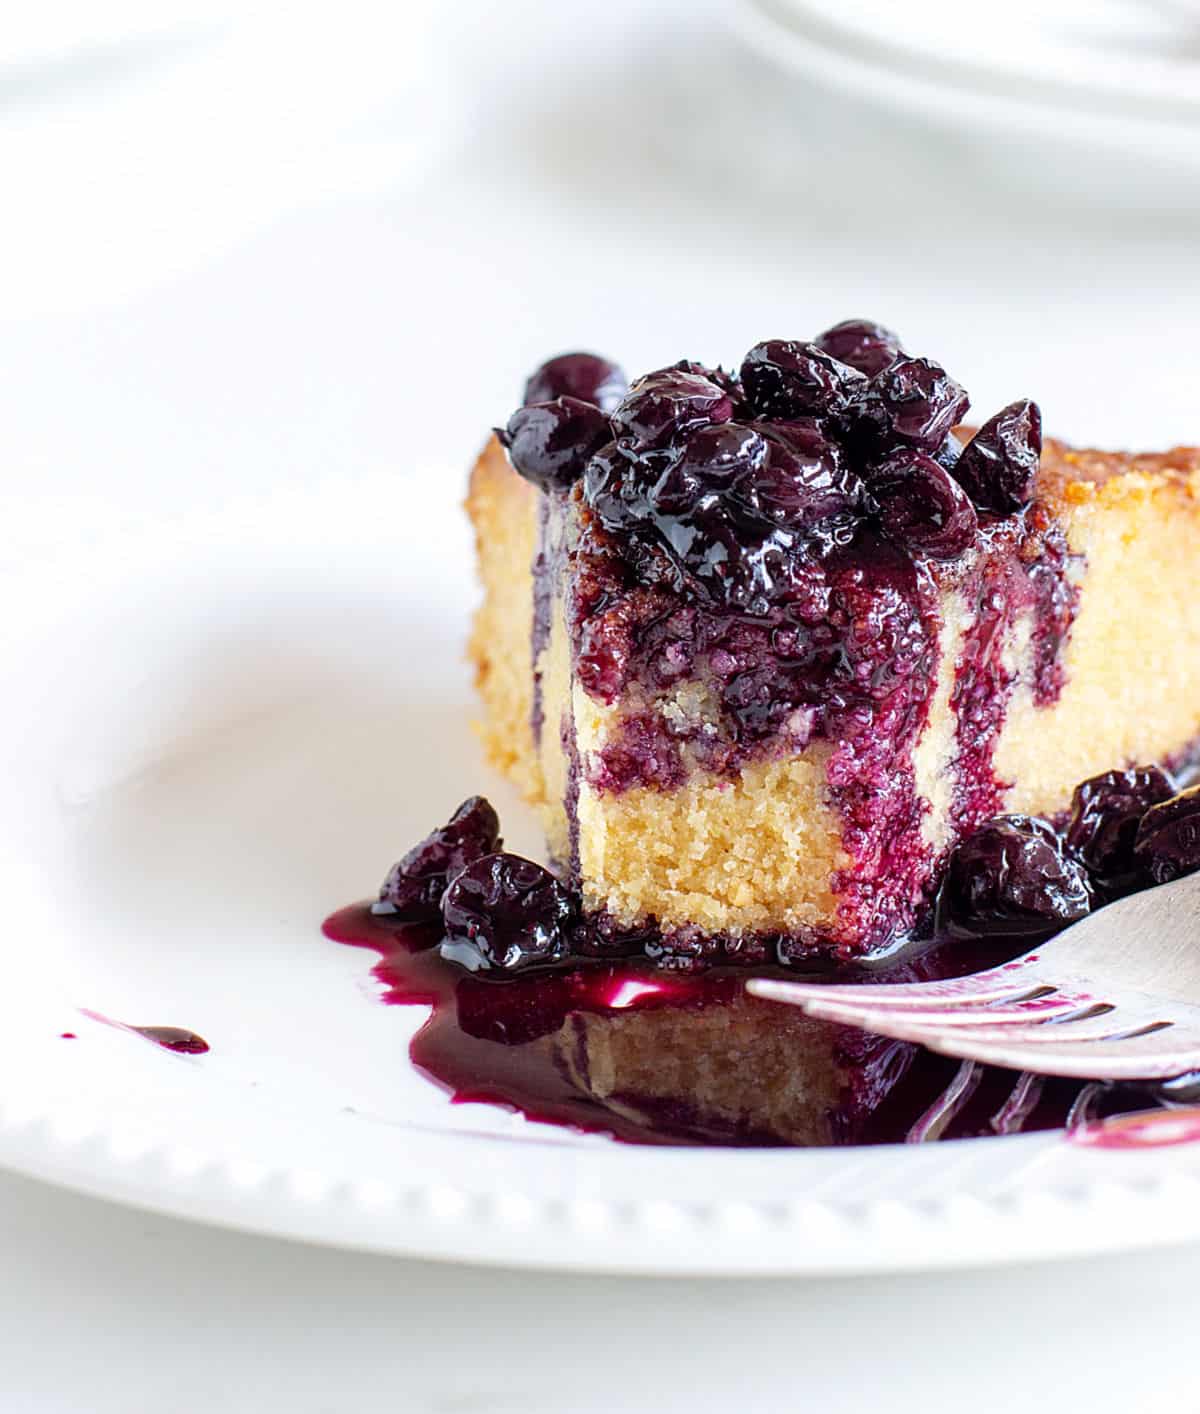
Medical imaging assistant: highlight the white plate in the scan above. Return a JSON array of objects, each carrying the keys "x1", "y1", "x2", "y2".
[{"x1": 3, "y1": 471, "x2": 1200, "y2": 1276}]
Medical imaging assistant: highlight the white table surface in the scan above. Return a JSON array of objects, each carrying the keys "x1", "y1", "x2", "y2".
[
  {"x1": 1, "y1": 2, "x2": 1199, "y2": 1408},
  {"x1": 2, "y1": 1162, "x2": 1197, "y2": 1414}
]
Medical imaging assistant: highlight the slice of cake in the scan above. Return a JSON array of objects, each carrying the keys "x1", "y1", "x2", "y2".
[{"x1": 469, "y1": 325, "x2": 1200, "y2": 964}]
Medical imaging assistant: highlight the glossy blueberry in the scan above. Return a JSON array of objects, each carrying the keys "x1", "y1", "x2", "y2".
[
  {"x1": 582, "y1": 441, "x2": 642, "y2": 530},
  {"x1": 933, "y1": 432, "x2": 964, "y2": 472},
  {"x1": 944, "y1": 815, "x2": 1094, "y2": 935},
  {"x1": 670, "y1": 359, "x2": 743, "y2": 399},
  {"x1": 1066, "y1": 765, "x2": 1177, "y2": 889},
  {"x1": 867, "y1": 356, "x2": 969, "y2": 452},
  {"x1": 440, "y1": 852, "x2": 575, "y2": 971},
  {"x1": 1134, "y1": 786, "x2": 1200, "y2": 885},
  {"x1": 377, "y1": 796, "x2": 502, "y2": 922},
  {"x1": 611, "y1": 369, "x2": 733, "y2": 452},
  {"x1": 953, "y1": 399, "x2": 1042, "y2": 513},
  {"x1": 730, "y1": 424, "x2": 864, "y2": 532},
  {"x1": 522, "y1": 352, "x2": 628, "y2": 413},
  {"x1": 678, "y1": 421, "x2": 770, "y2": 489},
  {"x1": 869, "y1": 447, "x2": 978, "y2": 559},
  {"x1": 569, "y1": 912, "x2": 653, "y2": 959},
  {"x1": 814, "y1": 318, "x2": 903, "y2": 377},
  {"x1": 645, "y1": 423, "x2": 768, "y2": 518},
  {"x1": 500, "y1": 397, "x2": 612, "y2": 492},
  {"x1": 740, "y1": 340, "x2": 867, "y2": 420}
]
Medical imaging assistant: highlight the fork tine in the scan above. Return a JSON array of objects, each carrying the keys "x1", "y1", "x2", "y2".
[
  {"x1": 753, "y1": 984, "x2": 1200, "y2": 1078},
  {"x1": 804, "y1": 1008, "x2": 1200, "y2": 1080},
  {"x1": 791, "y1": 994, "x2": 1082, "y2": 1032},
  {"x1": 917, "y1": 1030, "x2": 1200, "y2": 1082},
  {"x1": 795, "y1": 992, "x2": 1146, "y2": 1044},
  {"x1": 747, "y1": 965, "x2": 1043, "y2": 1013},
  {"x1": 798, "y1": 1008, "x2": 1134, "y2": 1049}
]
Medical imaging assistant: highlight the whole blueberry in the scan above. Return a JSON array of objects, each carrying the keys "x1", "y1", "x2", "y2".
[
  {"x1": 868, "y1": 356, "x2": 969, "y2": 452},
  {"x1": 730, "y1": 423, "x2": 864, "y2": 532},
  {"x1": 523, "y1": 352, "x2": 628, "y2": 414},
  {"x1": 611, "y1": 369, "x2": 733, "y2": 452},
  {"x1": 953, "y1": 399, "x2": 1042, "y2": 513},
  {"x1": 1066, "y1": 765, "x2": 1177, "y2": 889},
  {"x1": 944, "y1": 815, "x2": 1094, "y2": 935},
  {"x1": 814, "y1": 318, "x2": 904, "y2": 377},
  {"x1": 440, "y1": 852, "x2": 575, "y2": 971},
  {"x1": 671, "y1": 359, "x2": 742, "y2": 399},
  {"x1": 740, "y1": 340, "x2": 867, "y2": 420},
  {"x1": 500, "y1": 397, "x2": 612, "y2": 492},
  {"x1": 869, "y1": 447, "x2": 979, "y2": 559},
  {"x1": 678, "y1": 421, "x2": 770, "y2": 489},
  {"x1": 378, "y1": 797, "x2": 502, "y2": 922},
  {"x1": 648, "y1": 423, "x2": 769, "y2": 517},
  {"x1": 1135, "y1": 786, "x2": 1200, "y2": 885},
  {"x1": 582, "y1": 441, "x2": 643, "y2": 530}
]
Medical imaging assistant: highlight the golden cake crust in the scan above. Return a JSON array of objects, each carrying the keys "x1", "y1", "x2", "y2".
[
  {"x1": 1037, "y1": 437, "x2": 1200, "y2": 513},
  {"x1": 466, "y1": 440, "x2": 542, "y2": 803}
]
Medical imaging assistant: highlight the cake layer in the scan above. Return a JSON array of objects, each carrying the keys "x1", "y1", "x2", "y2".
[{"x1": 469, "y1": 432, "x2": 1200, "y2": 954}]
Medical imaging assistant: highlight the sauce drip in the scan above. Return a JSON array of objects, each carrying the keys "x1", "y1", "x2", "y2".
[{"x1": 79, "y1": 1009, "x2": 210, "y2": 1056}]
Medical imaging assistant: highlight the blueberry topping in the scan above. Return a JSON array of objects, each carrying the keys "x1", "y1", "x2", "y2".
[
  {"x1": 678, "y1": 421, "x2": 770, "y2": 490},
  {"x1": 500, "y1": 397, "x2": 612, "y2": 492},
  {"x1": 611, "y1": 369, "x2": 734, "y2": 452},
  {"x1": 646, "y1": 423, "x2": 769, "y2": 517},
  {"x1": 580, "y1": 441, "x2": 639, "y2": 531},
  {"x1": 932, "y1": 432, "x2": 964, "y2": 472},
  {"x1": 440, "y1": 852, "x2": 575, "y2": 971},
  {"x1": 944, "y1": 816, "x2": 1094, "y2": 935},
  {"x1": 730, "y1": 424, "x2": 864, "y2": 532},
  {"x1": 869, "y1": 447, "x2": 979, "y2": 560},
  {"x1": 954, "y1": 399, "x2": 1042, "y2": 513},
  {"x1": 671, "y1": 359, "x2": 743, "y2": 399},
  {"x1": 740, "y1": 340, "x2": 867, "y2": 420},
  {"x1": 1066, "y1": 765, "x2": 1177, "y2": 889},
  {"x1": 514, "y1": 327, "x2": 1071, "y2": 886},
  {"x1": 1135, "y1": 786, "x2": 1200, "y2": 885},
  {"x1": 867, "y1": 356, "x2": 969, "y2": 452},
  {"x1": 814, "y1": 318, "x2": 904, "y2": 377},
  {"x1": 378, "y1": 796, "x2": 502, "y2": 922},
  {"x1": 522, "y1": 352, "x2": 628, "y2": 414}
]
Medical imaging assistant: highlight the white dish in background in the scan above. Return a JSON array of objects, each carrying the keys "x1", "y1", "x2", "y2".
[
  {"x1": 2, "y1": 471, "x2": 1200, "y2": 1274},
  {"x1": 729, "y1": 0, "x2": 1200, "y2": 204}
]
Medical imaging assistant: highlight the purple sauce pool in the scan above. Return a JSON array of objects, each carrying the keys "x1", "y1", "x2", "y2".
[{"x1": 323, "y1": 903, "x2": 1175, "y2": 1147}]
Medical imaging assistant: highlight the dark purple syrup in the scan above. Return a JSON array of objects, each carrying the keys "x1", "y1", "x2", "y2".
[
  {"x1": 134, "y1": 1026, "x2": 210, "y2": 1055},
  {"x1": 323, "y1": 903, "x2": 1167, "y2": 1147},
  {"x1": 325, "y1": 903, "x2": 762, "y2": 1145},
  {"x1": 80, "y1": 1009, "x2": 210, "y2": 1055}
]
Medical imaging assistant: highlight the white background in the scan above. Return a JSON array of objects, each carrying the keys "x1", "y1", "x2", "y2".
[{"x1": 2, "y1": 1, "x2": 1199, "y2": 1409}]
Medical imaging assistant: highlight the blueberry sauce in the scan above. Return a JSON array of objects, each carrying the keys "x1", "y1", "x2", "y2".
[
  {"x1": 80, "y1": 1009, "x2": 210, "y2": 1055},
  {"x1": 323, "y1": 901, "x2": 1172, "y2": 1147},
  {"x1": 325, "y1": 903, "x2": 775, "y2": 1146}
]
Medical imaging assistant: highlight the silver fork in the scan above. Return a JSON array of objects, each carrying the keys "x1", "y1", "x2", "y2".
[{"x1": 747, "y1": 872, "x2": 1200, "y2": 1080}]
